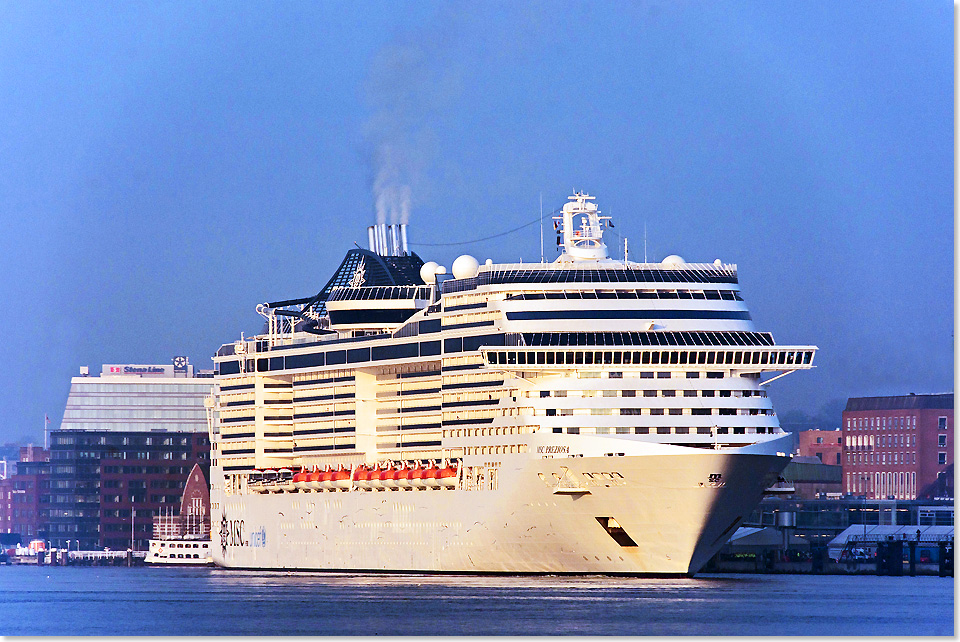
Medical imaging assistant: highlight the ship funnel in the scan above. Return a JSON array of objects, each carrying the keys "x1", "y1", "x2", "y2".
[{"x1": 367, "y1": 223, "x2": 410, "y2": 257}]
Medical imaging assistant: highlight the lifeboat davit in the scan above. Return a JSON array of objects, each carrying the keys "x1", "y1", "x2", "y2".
[
  {"x1": 422, "y1": 464, "x2": 441, "y2": 489},
  {"x1": 332, "y1": 467, "x2": 351, "y2": 490},
  {"x1": 293, "y1": 468, "x2": 309, "y2": 491},
  {"x1": 438, "y1": 464, "x2": 458, "y2": 488}
]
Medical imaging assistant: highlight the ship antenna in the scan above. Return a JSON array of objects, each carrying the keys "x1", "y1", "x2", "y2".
[{"x1": 539, "y1": 192, "x2": 544, "y2": 263}]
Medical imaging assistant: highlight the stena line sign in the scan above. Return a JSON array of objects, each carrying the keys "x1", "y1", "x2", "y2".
[{"x1": 102, "y1": 364, "x2": 170, "y2": 377}]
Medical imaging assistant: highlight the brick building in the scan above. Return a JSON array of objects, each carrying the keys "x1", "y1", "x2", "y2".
[
  {"x1": 842, "y1": 393, "x2": 953, "y2": 500},
  {"x1": 0, "y1": 447, "x2": 50, "y2": 543},
  {"x1": 46, "y1": 359, "x2": 213, "y2": 550},
  {"x1": 797, "y1": 429, "x2": 842, "y2": 466}
]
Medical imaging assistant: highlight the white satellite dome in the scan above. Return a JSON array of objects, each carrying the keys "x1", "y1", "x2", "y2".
[
  {"x1": 419, "y1": 261, "x2": 439, "y2": 284},
  {"x1": 662, "y1": 254, "x2": 686, "y2": 266},
  {"x1": 435, "y1": 265, "x2": 447, "y2": 275},
  {"x1": 452, "y1": 254, "x2": 480, "y2": 280}
]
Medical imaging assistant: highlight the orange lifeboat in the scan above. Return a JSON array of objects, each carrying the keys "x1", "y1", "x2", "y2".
[
  {"x1": 410, "y1": 465, "x2": 426, "y2": 489},
  {"x1": 332, "y1": 467, "x2": 351, "y2": 490},
  {"x1": 396, "y1": 465, "x2": 413, "y2": 490},
  {"x1": 353, "y1": 465, "x2": 370, "y2": 490},
  {"x1": 422, "y1": 464, "x2": 441, "y2": 489},
  {"x1": 381, "y1": 466, "x2": 398, "y2": 490},
  {"x1": 306, "y1": 467, "x2": 322, "y2": 490},
  {"x1": 293, "y1": 468, "x2": 309, "y2": 491},
  {"x1": 319, "y1": 468, "x2": 335, "y2": 490},
  {"x1": 438, "y1": 464, "x2": 459, "y2": 489},
  {"x1": 367, "y1": 466, "x2": 384, "y2": 490}
]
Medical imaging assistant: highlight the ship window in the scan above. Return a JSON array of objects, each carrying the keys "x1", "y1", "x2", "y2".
[
  {"x1": 675, "y1": 427, "x2": 689, "y2": 434},
  {"x1": 657, "y1": 371, "x2": 670, "y2": 378},
  {"x1": 683, "y1": 390, "x2": 697, "y2": 397},
  {"x1": 650, "y1": 409, "x2": 663, "y2": 415},
  {"x1": 662, "y1": 390, "x2": 675, "y2": 397},
  {"x1": 546, "y1": 351, "x2": 555, "y2": 365},
  {"x1": 734, "y1": 427, "x2": 745, "y2": 434},
  {"x1": 687, "y1": 372, "x2": 700, "y2": 379},
  {"x1": 717, "y1": 427, "x2": 728, "y2": 434},
  {"x1": 669, "y1": 409, "x2": 682, "y2": 415},
  {"x1": 612, "y1": 352, "x2": 622, "y2": 365},
  {"x1": 657, "y1": 427, "x2": 671, "y2": 434},
  {"x1": 643, "y1": 390, "x2": 656, "y2": 397},
  {"x1": 622, "y1": 390, "x2": 635, "y2": 397},
  {"x1": 697, "y1": 427, "x2": 711, "y2": 434},
  {"x1": 706, "y1": 372, "x2": 724, "y2": 379},
  {"x1": 640, "y1": 372, "x2": 653, "y2": 379},
  {"x1": 567, "y1": 428, "x2": 580, "y2": 434}
]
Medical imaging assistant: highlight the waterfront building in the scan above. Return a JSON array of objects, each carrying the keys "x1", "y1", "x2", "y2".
[
  {"x1": 0, "y1": 447, "x2": 50, "y2": 542},
  {"x1": 779, "y1": 455, "x2": 841, "y2": 499},
  {"x1": 47, "y1": 359, "x2": 213, "y2": 549},
  {"x1": 841, "y1": 393, "x2": 953, "y2": 500},
  {"x1": 797, "y1": 429, "x2": 842, "y2": 466}
]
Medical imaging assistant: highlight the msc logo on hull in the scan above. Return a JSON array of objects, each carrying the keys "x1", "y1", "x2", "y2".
[{"x1": 219, "y1": 515, "x2": 267, "y2": 556}]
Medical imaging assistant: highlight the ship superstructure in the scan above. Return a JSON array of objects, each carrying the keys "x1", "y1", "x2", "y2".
[{"x1": 209, "y1": 193, "x2": 817, "y2": 575}]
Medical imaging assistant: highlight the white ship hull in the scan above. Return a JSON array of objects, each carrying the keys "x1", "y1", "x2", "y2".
[{"x1": 213, "y1": 439, "x2": 788, "y2": 575}]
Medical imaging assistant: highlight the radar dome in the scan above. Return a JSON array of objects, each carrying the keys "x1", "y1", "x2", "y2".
[
  {"x1": 419, "y1": 261, "x2": 439, "y2": 284},
  {"x1": 452, "y1": 254, "x2": 480, "y2": 279},
  {"x1": 662, "y1": 254, "x2": 685, "y2": 266},
  {"x1": 435, "y1": 265, "x2": 447, "y2": 275}
]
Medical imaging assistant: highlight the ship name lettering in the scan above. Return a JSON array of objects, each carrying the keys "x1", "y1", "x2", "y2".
[{"x1": 537, "y1": 445, "x2": 570, "y2": 454}]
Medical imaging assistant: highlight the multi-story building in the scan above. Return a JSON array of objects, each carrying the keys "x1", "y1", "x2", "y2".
[
  {"x1": 798, "y1": 429, "x2": 842, "y2": 466},
  {"x1": 0, "y1": 447, "x2": 50, "y2": 543},
  {"x1": 841, "y1": 393, "x2": 953, "y2": 500},
  {"x1": 46, "y1": 359, "x2": 213, "y2": 549}
]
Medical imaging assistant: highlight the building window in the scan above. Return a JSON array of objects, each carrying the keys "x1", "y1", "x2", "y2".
[
  {"x1": 938, "y1": 417, "x2": 948, "y2": 430},
  {"x1": 938, "y1": 434, "x2": 947, "y2": 447},
  {"x1": 938, "y1": 452, "x2": 947, "y2": 465},
  {"x1": 816, "y1": 437, "x2": 823, "y2": 444}
]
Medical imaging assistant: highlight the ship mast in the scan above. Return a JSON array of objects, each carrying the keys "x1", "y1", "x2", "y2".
[{"x1": 552, "y1": 192, "x2": 611, "y2": 262}]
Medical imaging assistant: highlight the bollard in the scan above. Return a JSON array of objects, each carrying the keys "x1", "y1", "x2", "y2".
[{"x1": 908, "y1": 541, "x2": 917, "y2": 576}]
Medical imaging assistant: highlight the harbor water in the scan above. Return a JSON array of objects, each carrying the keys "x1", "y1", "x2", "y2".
[{"x1": 0, "y1": 566, "x2": 953, "y2": 636}]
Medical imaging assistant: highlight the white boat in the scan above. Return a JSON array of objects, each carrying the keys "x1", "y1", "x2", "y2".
[
  {"x1": 209, "y1": 192, "x2": 817, "y2": 575},
  {"x1": 145, "y1": 538, "x2": 212, "y2": 565}
]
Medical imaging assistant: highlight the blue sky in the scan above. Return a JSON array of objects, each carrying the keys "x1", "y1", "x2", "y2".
[{"x1": 0, "y1": 1, "x2": 952, "y2": 443}]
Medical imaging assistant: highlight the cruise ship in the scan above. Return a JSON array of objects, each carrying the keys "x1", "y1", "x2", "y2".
[{"x1": 209, "y1": 192, "x2": 817, "y2": 575}]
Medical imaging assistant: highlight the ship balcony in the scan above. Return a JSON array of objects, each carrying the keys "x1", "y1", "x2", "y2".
[{"x1": 480, "y1": 346, "x2": 817, "y2": 372}]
